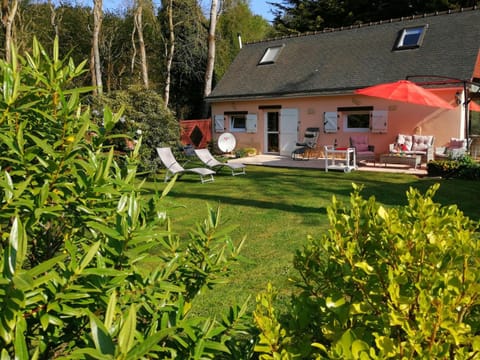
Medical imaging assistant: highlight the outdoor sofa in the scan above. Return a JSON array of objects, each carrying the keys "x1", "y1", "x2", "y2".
[{"x1": 389, "y1": 134, "x2": 435, "y2": 162}]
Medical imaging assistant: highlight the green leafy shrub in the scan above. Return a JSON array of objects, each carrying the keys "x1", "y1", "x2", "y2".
[
  {"x1": 457, "y1": 162, "x2": 480, "y2": 179},
  {"x1": 90, "y1": 86, "x2": 180, "y2": 173},
  {"x1": 427, "y1": 159, "x2": 462, "y2": 177},
  {"x1": 235, "y1": 149, "x2": 247, "y2": 158},
  {"x1": 0, "y1": 38, "x2": 251, "y2": 359},
  {"x1": 235, "y1": 148, "x2": 257, "y2": 158},
  {"x1": 427, "y1": 155, "x2": 480, "y2": 179},
  {"x1": 254, "y1": 184, "x2": 480, "y2": 359}
]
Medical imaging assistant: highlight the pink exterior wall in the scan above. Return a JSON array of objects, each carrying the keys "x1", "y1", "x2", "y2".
[{"x1": 211, "y1": 87, "x2": 464, "y2": 156}]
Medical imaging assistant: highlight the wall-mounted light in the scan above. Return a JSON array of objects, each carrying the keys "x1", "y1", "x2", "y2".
[{"x1": 455, "y1": 91, "x2": 462, "y2": 105}]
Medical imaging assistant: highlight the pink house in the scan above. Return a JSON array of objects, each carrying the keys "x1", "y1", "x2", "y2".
[{"x1": 207, "y1": 8, "x2": 480, "y2": 159}]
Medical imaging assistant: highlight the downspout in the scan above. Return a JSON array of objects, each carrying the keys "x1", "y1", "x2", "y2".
[{"x1": 464, "y1": 81, "x2": 470, "y2": 149}]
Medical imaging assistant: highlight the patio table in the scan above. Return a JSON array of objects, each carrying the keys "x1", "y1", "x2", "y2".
[{"x1": 380, "y1": 154, "x2": 421, "y2": 168}]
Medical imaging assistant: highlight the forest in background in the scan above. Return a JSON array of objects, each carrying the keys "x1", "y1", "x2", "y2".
[{"x1": 0, "y1": 0, "x2": 477, "y2": 119}]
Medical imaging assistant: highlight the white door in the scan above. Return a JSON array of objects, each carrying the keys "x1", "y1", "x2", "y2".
[{"x1": 279, "y1": 108, "x2": 299, "y2": 156}]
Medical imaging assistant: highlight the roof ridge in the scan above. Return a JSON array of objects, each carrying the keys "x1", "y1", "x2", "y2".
[{"x1": 245, "y1": 5, "x2": 479, "y2": 45}]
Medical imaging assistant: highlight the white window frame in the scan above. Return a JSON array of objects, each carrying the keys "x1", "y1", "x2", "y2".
[
  {"x1": 342, "y1": 110, "x2": 371, "y2": 133},
  {"x1": 259, "y1": 45, "x2": 284, "y2": 65},
  {"x1": 230, "y1": 114, "x2": 247, "y2": 132},
  {"x1": 395, "y1": 25, "x2": 427, "y2": 49}
]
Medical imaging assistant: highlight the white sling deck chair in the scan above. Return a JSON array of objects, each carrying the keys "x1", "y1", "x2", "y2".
[
  {"x1": 156, "y1": 147, "x2": 215, "y2": 183},
  {"x1": 194, "y1": 149, "x2": 246, "y2": 176}
]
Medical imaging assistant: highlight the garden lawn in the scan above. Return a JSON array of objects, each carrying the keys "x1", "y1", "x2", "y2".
[{"x1": 144, "y1": 165, "x2": 480, "y2": 316}]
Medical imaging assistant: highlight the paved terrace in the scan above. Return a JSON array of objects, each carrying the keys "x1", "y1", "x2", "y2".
[{"x1": 228, "y1": 155, "x2": 428, "y2": 176}]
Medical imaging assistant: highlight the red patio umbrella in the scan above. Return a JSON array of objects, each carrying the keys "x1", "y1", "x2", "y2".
[
  {"x1": 355, "y1": 80, "x2": 455, "y2": 109},
  {"x1": 470, "y1": 101, "x2": 480, "y2": 112}
]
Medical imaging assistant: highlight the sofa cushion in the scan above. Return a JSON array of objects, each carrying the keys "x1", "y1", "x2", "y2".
[
  {"x1": 396, "y1": 134, "x2": 412, "y2": 151},
  {"x1": 412, "y1": 135, "x2": 434, "y2": 151}
]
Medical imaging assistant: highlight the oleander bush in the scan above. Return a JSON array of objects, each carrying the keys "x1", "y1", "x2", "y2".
[
  {"x1": 0, "y1": 38, "x2": 251, "y2": 359},
  {"x1": 254, "y1": 184, "x2": 480, "y2": 359}
]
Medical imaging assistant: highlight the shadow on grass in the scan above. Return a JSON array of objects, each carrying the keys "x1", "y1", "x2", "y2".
[
  {"x1": 147, "y1": 166, "x2": 480, "y2": 221},
  {"x1": 167, "y1": 191, "x2": 327, "y2": 215}
]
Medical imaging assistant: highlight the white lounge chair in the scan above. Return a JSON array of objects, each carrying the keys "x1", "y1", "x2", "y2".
[
  {"x1": 194, "y1": 148, "x2": 246, "y2": 176},
  {"x1": 156, "y1": 147, "x2": 215, "y2": 183}
]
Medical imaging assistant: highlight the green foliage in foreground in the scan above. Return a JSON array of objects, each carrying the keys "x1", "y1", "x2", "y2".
[
  {"x1": 0, "y1": 38, "x2": 250, "y2": 358},
  {"x1": 254, "y1": 184, "x2": 480, "y2": 359}
]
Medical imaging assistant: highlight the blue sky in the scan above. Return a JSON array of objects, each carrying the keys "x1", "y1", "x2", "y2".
[
  {"x1": 101, "y1": 0, "x2": 276, "y2": 22},
  {"x1": 251, "y1": 0, "x2": 275, "y2": 22}
]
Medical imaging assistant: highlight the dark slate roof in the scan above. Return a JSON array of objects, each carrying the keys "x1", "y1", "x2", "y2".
[{"x1": 208, "y1": 8, "x2": 480, "y2": 101}]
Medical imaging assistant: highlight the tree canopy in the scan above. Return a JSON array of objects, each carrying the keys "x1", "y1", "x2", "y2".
[
  {"x1": 1, "y1": 0, "x2": 475, "y2": 117},
  {"x1": 270, "y1": 0, "x2": 479, "y2": 34},
  {"x1": 0, "y1": 0, "x2": 271, "y2": 118}
]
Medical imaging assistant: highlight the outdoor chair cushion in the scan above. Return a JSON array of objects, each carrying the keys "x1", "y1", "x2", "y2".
[
  {"x1": 389, "y1": 134, "x2": 435, "y2": 162},
  {"x1": 292, "y1": 127, "x2": 320, "y2": 160},
  {"x1": 412, "y1": 135, "x2": 434, "y2": 152},
  {"x1": 295, "y1": 127, "x2": 320, "y2": 148},
  {"x1": 396, "y1": 134, "x2": 413, "y2": 150},
  {"x1": 350, "y1": 135, "x2": 370, "y2": 152},
  {"x1": 435, "y1": 138, "x2": 467, "y2": 159},
  {"x1": 449, "y1": 138, "x2": 466, "y2": 149},
  {"x1": 350, "y1": 135, "x2": 375, "y2": 164}
]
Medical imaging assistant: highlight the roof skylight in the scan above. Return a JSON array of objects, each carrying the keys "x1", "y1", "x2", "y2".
[
  {"x1": 395, "y1": 25, "x2": 427, "y2": 50},
  {"x1": 259, "y1": 45, "x2": 284, "y2": 65}
]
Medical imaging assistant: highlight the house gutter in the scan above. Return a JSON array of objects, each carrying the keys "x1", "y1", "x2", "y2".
[{"x1": 206, "y1": 87, "x2": 360, "y2": 103}]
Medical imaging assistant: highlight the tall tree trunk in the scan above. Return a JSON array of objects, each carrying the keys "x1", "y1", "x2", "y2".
[
  {"x1": 92, "y1": 0, "x2": 103, "y2": 95},
  {"x1": 134, "y1": 2, "x2": 149, "y2": 89},
  {"x1": 1, "y1": 0, "x2": 18, "y2": 62},
  {"x1": 49, "y1": 0, "x2": 59, "y2": 39},
  {"x1": 203, "y1": 0, "x2": 218, "y2": 116},
  {"x1": 164, "y1": 0, "x2": 174, "y2": 108},
  {"x1": 130, "y1": 18, "x2": 137, "y2": 74},
  {"x1": 90, "y1": 47, "x2": 97, "y2": 91}
]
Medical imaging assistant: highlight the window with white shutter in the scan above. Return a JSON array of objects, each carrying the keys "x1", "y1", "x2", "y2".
[
  {"x1": 214, "y1": 115, "x2": 225, "y2": 133},
  {"x1": 324, "y1": 112, "x2": 338, "y2": 133},
  {"x1": 246, "y1": 114, "x2": 257, "y2": 133},
  {"x1": 371, "y1": 110, "x2": 388, "y2": 133}
]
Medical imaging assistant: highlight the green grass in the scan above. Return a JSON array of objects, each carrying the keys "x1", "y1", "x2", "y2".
[{"x1": 143, "y1": 165, "x2": 480, "y2": 316}]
